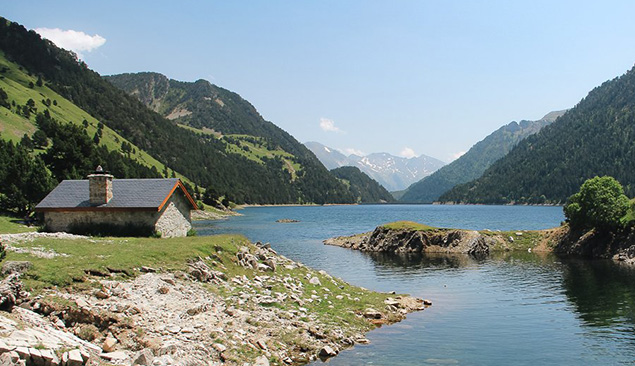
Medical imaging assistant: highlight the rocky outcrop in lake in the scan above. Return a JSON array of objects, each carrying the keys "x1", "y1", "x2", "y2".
[{"x1": 325, "y1": 225, "x2": 500, "y2": 257}]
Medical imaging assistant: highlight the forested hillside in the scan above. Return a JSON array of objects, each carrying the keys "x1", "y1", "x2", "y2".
[
  {"x1": 330, "y1": 166, "x2": 396, "y2": 203},
  {"x1": 440, "y1": 65, "x2": 635, "y2": 204},
  {"x1": 0, "y1": 17, "x2": 355, "y2": 205},
  {"x1": 399, "y1": 111, "x2": 564, "y2": 203}
]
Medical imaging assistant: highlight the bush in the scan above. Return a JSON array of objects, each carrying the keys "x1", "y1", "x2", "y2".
[{"x1": 564, "y1": 176, "x2": 630, "y2": 231}]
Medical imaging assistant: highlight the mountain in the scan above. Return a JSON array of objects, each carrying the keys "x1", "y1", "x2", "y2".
[
  {"x1": 304, "y1": 141, "x2": 446, "y2": 191},
  {"x1": 0, "y1": 17, "x2": 355, "y2": 205},
  {"x1": 304, "y1": 141, "x2": 349, "y2": 170},
  {"x1": 399, "y1": 110, "x2": 565, "y2": 203},
  {"x1": 330, "y1": 166, "x2": 396, "y2": 203},
  {"x1": 440, "y1": 64, "x2": 635, "y2": 204}
]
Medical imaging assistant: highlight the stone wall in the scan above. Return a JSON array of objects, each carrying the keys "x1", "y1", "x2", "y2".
[
  {"x1": 43, "y1": 210, "x2": 156, "y2": 233},
  {"x1": 154, "y1": 195, "x2": 192, "y2": 238}
]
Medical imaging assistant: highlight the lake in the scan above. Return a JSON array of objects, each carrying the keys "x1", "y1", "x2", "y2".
[{"x1": 195, "y1": 205, "x2": 635, "y2": 365}]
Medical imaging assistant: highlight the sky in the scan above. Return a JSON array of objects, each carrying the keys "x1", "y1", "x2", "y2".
[{"x1": 5, "y1": 1, "x2": 635, "y2": 162}]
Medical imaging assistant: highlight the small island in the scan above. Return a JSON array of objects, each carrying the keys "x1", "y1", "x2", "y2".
[{"x1": 276, "y1": 219, "x2": 300, "y2": 223}]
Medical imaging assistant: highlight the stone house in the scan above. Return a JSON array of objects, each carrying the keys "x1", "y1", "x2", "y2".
[{"x1": 35, "y1": 168, "x2": 198, "y2": 238}]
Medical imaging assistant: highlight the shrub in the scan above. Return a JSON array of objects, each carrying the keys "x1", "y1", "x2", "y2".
[{"x1": 564, "y1": 176, "x2": 630, "y2": 231}]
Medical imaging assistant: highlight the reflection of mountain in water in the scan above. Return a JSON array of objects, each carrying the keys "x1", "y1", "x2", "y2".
[{"x1": 561, "y1": 259, "x2": 635, "y2": 328}]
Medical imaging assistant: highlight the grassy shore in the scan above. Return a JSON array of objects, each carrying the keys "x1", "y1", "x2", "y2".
[{"x1": 2, "y1": 226, "x2": 423, "y2": 364}]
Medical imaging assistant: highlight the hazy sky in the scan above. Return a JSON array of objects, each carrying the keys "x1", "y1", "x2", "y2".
[{"x1": 5, "y1": 1, "x2": 635, "y2": 162}]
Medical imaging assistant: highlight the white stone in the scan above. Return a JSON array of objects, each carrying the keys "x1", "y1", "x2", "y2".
[{"x1": 255, "y1": 355, "x2": 270, "y2": 366}]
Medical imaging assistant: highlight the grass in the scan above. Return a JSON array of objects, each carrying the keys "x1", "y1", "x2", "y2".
[
  {"x1": 481, "y1": 230, "x2": 544, "y2": 251},
  {"x1": 0, "y1": 214, "x2": 38, "y2": 234},
  {"x1": 224, "y1": 134, "x2": 301, "y2": 180},
  {"x1": 6, "y1": 234, "x2": 250, "y2": 290},
  {"x1": 381, "y1": 220, "x2": 439, "y2": 231}
]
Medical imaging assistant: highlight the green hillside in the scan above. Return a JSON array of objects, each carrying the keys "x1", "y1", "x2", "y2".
[
  {"x1": 440, "y1": 65, "x2": 635, "y2": 204},
  {"x1": 104, "y1": 72, "x2": 331, "y2": 181},
  {"x1": 0, "y1": 50, "x2": 183, "y2": 182},
  {"x1": 330, "y1": 166, "x2": 396, "y2": 203},
  {"x1": 399, "y1": 111, "x2": 564, "y2": 203},
  {"x1": 0, "y1": 17, "x2": 354, "y2": 205}
]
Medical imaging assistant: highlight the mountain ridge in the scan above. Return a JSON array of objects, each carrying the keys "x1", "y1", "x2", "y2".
[
  {"x1": 398, "y1": 110, "x2": 566, "y2": 203},
  {"x1": 440, "y1": 64, "x2": 635, "y2": 204},
  {"x1": 304, "y1": 141, "x2": 446, "y2": 192}
]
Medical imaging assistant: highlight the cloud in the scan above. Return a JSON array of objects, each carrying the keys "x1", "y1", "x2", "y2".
[
  {"x1": 35, "y1": 28, "x2": 106, "y2": 58},
  {"x1": 341, "y1": 147, "x2": 365, "y2": 157},
  {"x1": 319, "y1": 118, "x2": 344, "y2": 133},
  {"x1": 399, "y1": 147, "x2": 417, "y2": 159},
  {"x1": 451, "y1": 151, "x2": 466, "y2": 161}
]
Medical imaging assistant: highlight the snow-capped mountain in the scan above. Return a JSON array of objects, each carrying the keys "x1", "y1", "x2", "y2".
[{"x1": 305, "y1": 141, "x2": 446, "y2": 192}]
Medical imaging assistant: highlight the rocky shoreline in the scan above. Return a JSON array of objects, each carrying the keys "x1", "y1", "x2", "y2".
[
  {"x1": 324, "y1": 221, "x2": 635, "y2": 264},
  {"x1": 0, "y1": 233, "x2": 427, "y2": 366}
]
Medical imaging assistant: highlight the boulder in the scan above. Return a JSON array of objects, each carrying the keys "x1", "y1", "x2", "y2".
[
  {"x1": 132, "y1": 349, "x2": 154, "y2": 365},
  {"x1": 0, "y1": 274, "x2": 24, "y2": 311},
  {"x1": 102, "y1": 337, "x2": 118, "y2": 352},
  {"x1": 66, "y1": 350, "x2": 83, "y2": 366},
  {"x1": 254, "y1": 355, "x2": 270, "y2": 366},
  {"x1": 363, "y1": 309, "x2": 382, "y2": 319},
  {"x1": 318, "y1": 345, "x2": 338, "y2": 358},
  {"x1": 1, "y1": 261, "x2": 32, "y2": 276}
]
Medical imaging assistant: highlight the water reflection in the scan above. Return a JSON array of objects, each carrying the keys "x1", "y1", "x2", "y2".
[{"x1": 561, "y1": 258, "x2": 635, "y2": 328}]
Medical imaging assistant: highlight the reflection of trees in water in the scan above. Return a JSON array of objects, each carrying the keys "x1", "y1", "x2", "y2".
[{"x1": 561, "y1": 258, "x2": 635, "y2": 329}]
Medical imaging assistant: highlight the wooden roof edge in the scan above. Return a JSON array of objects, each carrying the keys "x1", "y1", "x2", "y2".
[{"x1": 157, "y1": 179, "x2": 199, "y2": 212}]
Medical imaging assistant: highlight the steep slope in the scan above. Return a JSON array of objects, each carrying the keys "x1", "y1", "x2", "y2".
[
  {"x1": 440, "y1": 65, "x2": 635, "y2": 204},
  {"x1": 330, "y1": 166, "x2": 396, "y2": 203},
  {"x1": 399, "y1": 111, "x2": 565, "y2": 203},
  {"x1": 304, "y1": 141, "x2": 446, "y2": 191},
  {"x1": 0, "y1": 17, "x2": 354, "y2": 205},
  {"x1": 104, "y1": 71, "x2": 353, "y2": 204},
  {"x1": 0, "y1": 50, "x2": 178, "y2": 181}
]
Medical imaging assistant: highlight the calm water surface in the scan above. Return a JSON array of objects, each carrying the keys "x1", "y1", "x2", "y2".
[{"x1": 195, "y1": 205, "x2": 635, "y2": 365}]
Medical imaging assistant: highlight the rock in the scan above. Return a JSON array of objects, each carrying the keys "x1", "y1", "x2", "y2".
[
  {"x1": 0, "y1": 274, "x2": 24, "y2": 311},
  {"x1": 264, "y1": 258, "x2": 277, "y2": 272},
  {"x1": 39, "y1": 349, "x2": 58, "y2": 366},
  {"x1": 363, "y1": 309, "x2": 382, "y2": 319},
  {"x1": 309, "y1": 277, "x2": 321, "y2": 286},
  {"x1": 256, "y1": 339, "x2": 268, "y2": 350},
  {"x1": 318, "y1": 345, "x2": 338, "y2": 358},
  {"x1": 0, "y1": 351, "x2": 22, "y2": 366},
  {"x1": 212, "y1": 343, "x2": 226, "y2": 353},
  {"x1": 132, "y1": 349, "x2": 154, "y2": 365},
  {"x1": 1, "y1": 261, "x2": 32, "y2": 276},
  {"x1": 67, "y1": 349, "x2": 83, "y2": 366},
  {"x1": 140, "y1": 266, "x2": 157, "y2": 273},
  {"x1": 276, "y1": 219, "x2": 299, "y2": 223},
  {"x1": 94, "y1": 289, "x2": 110, "y2": 299},
  {"x1": 157, "y1": 343, "x2": 177, "y2": 356},
  {"x1": 28, "y1": 348, "x2": 44, "y2": 366},
  {"x1": 423, "y1": 299, "x2": 433, "y2": 306},
  {"x1": 100, "y1": 351, "x2": 129, "y2": 362},
  {"x1": 255, "y1": 355, "x2": 270, "y2": 366},
  {"x1": 102, "y1": 337, "x2": 118, "y2": 352},
  {"x1": 157, "y1": 286, "x2": 169, "y2": 294},
  {"x1": 165, "y1": 325, "x2": 181, "y2": 334}
]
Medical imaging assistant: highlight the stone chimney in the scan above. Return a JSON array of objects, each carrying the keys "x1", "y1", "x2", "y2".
[{"x1": 87, "y1": 166, "x2": 113, "y2": 205}]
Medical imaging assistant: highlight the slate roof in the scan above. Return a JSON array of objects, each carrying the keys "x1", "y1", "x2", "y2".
[{"x1": 35, "y1": 178, "x2": 197, "y2": 211}]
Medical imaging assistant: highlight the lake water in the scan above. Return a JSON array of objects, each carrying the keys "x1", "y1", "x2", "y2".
[{"x1": 195, "y1": 205, "x2": 635, "y2": 365}]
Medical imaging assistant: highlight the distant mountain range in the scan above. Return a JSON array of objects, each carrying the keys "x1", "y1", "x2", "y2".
[
  {"x1": 304, "y1": 141, "x2": 446, "y2": 192},
  {"x1": 441, "y1": 63, "x2": 635, "y2": 204},
  {"x1": 399, "y1": 110, "x2": 566, "y2": 203}
]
